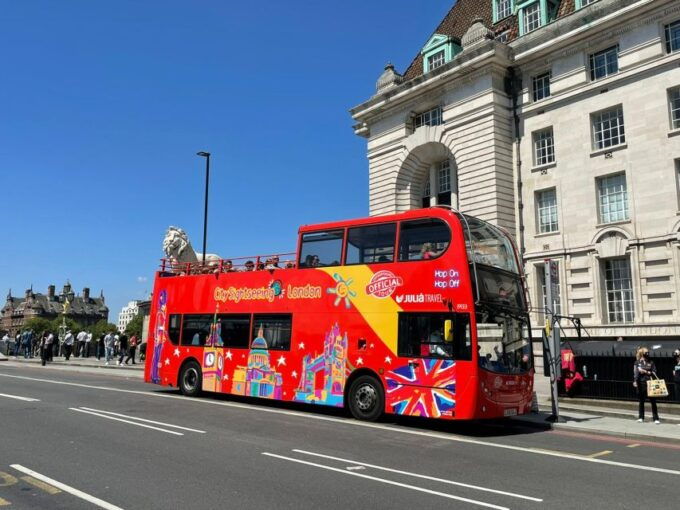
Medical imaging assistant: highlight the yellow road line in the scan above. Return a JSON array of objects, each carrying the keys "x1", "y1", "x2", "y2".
[
  {"x1": 627, "y1": 443, "x2": 641, "y2": 448},
  {"x1": 20, "y1": 475, "x2": 61, "y2": 495},
  {"x1": 588, "y1": 450, "x2": 614, "y2": 458},
  {"x1": 0, "y1": 472, "x2": 17, "y2": 487},
  {"x1": 0, "y1": 497, "x2": 10, "y2": 506}
]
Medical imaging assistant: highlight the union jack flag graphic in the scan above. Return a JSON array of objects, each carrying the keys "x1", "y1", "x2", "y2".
[{"x1": 385, "y1": 359, "x2": 456, "y2": 418}]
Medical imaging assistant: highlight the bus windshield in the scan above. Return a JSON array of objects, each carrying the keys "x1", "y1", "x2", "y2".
[
  {"x1": 463, "y1": 216, "x2": 518, "y2": 273},
  {"x1": 476, "y1": 307, "x2": 532, "y2": 374}
]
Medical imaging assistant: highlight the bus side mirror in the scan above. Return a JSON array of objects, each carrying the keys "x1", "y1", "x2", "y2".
[{"x1": 444, "y1": 320, "x2": 453, "y2": 342}]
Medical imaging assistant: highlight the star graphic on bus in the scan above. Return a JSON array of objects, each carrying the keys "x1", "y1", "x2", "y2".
[
  {"x1": 298, "y1": 342, "x2": 305, "y2": 349},
  {"x1": 291, "y1": 370, "x2": 298, "y2": 378},
  {"x1": 327, "y1": 273, "x2": 357, "y2": 309},
  {"x1": 225, "y1": 350, "x2": 233, "y2": 360},
  {"x1": 164, "y1": 358, "x2": 170, "y2": 365},
  {"x1": 385, "y1": 356, "x2": 392, "y2": 364},
  {"x1": 223, "y1": 374, "x2": 229, "y2": 381},
  {"x1": 356, "y1": 357, "x2": 364, "y2": 366},
  {"x1": 277, "y1": 355, "x2": 286, "y2": 366},
  {"x1": 173, "y1": 348, "x2": 180, "y2": 357}
]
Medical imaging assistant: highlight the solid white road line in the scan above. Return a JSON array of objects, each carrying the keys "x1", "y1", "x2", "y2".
[
  {"x1": 262, "y1": 452, "x2": 509, "y2": 510},
  {"x1": 10, "y1": 464, "x2": 124, "y2": 510},
  {"x1": 78, "y1": 407, "x2": 206, "y2": 433},
  {"x1": 293, "y1": 449, "x2": 542, "y2": 502},
  {"x1": 69, "y1": 408, "x2": 183, "y2": 436},
  {"x1": 0, "y1": 392, "x2": 40, "y2": 402},
  {"x1": 3, "y1": 373, "x2": 680, "y2": 476}
]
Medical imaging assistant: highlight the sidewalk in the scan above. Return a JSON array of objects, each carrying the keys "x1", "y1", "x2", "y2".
[
  {"x1": 0, "y1": 354, "x2": 144, "y2": 372},
  {"x1": 513, "y1": 405, "x2": 680, "y2": 445}
]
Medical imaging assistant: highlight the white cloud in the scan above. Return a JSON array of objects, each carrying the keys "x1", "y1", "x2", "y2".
[{"x1": 137, "y1": 276, "x2": 148, "y2": 283}]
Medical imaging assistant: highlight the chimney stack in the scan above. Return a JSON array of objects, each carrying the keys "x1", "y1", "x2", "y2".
[
  {"x1": 83, "y1": 287, "x2": 90, "y2": 300},
  {"x1": 47, "y1": 285, "x2": 55, "y2": 299}
]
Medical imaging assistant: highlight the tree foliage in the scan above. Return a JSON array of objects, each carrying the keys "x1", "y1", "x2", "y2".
[
  {"x1": 24, "y1": 318, "x2": 55, "y2": 337},
  {"x1": 125, "y1": 312, "x2": 144, "y2": 338}
]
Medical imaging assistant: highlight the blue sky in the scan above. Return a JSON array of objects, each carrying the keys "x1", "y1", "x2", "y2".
[{"x1": 1, "y1": 0, "x2": 452, "y2": 322}]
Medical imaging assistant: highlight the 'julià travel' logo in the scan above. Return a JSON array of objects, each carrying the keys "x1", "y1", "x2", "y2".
[{"x1": 366, "y1": 270, "x2": 403, "y2": 299}]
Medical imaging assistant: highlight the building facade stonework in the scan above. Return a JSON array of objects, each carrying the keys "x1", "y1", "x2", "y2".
[
  {"x1": 117, "y1": 300, "x2": 139, "y2": 333},
  {"x1": 351, "y1": 0, "x2": 680, "y2": 343},
  {"x1": 1, "y1": 283, "x2": 109, "y2": 335}
]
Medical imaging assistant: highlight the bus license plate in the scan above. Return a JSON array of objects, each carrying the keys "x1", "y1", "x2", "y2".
[{"x1": 504, "y1": 408, "x2": 517, "y2": 417}]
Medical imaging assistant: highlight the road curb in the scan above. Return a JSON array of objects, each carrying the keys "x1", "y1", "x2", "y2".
[{"x1": 512, "y1": 413, "x2": 680, "y2": 445}]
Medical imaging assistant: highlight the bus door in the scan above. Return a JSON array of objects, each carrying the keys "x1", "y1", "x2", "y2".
[{"x1": 389, "y1": 312, "x2": 471, "y2": 417}]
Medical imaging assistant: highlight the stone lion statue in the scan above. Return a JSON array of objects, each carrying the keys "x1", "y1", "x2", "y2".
[{"x1": 163, "y1": 226, "x2": 221, "y2": 267}]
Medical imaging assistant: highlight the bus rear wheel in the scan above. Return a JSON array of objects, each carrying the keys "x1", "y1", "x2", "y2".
[
  {"x1": 347, "y1": 375, "x2": 384, "y2": 421},
  {"x1": 179, "y1": 360, "x2": 202, "y2": 397}
]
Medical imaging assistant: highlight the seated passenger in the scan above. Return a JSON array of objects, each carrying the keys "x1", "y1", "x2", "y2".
[
  {"x1": 244, "y1": 260, "x2": 255, "y2": 271},
  {"x1": 427, "y1": 328, "x2": 451, "y2": 357},
  {"x1": 420, "y1": 243, "x2": 438, "y2": 260},
  {"x1": 311, "y1": 256, "x2": 320, "y2": 268},
  {"x1": 256, "y1": 261, "x2": 265, "y2": 270},
  {"x1": 284, "y1": 260, "x2": 295, "y2": 269},
  {"x1": 223, "y1": 260, "x2": 235, "y2": 272}
]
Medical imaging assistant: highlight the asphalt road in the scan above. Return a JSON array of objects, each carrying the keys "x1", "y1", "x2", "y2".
[{"x1": 0, "y1": 362, "x2": 678, "y2": 510}]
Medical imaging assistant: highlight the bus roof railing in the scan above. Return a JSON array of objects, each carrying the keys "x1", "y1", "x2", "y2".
[{"x1": 160, "y1": 252, "x2": 297, "y2": 276}]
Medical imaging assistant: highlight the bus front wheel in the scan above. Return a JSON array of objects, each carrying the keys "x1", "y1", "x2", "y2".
[
  {"x1": 179, "y1": 360, "x2": 202, "y2": 397},
  {"x1": 348, "y1": 375, "x2": 384, "y2": 421}
]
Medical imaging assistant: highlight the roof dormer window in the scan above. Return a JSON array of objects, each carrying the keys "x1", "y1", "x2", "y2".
[
  {"x1": 421, "y1": 33, "x2": 461, "y2": 74},
  {"x1": 493, "y1": 0, "x2": 513, "y2": 23},
  {"x1": 518, "y1": 0, "x2": 559, "y2": 36}
]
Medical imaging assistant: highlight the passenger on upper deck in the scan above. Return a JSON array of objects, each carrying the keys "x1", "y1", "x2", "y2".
[
  {"x1": 223, "y1": 260, "x2": 235, "y2": 272},
  {"x1": 266, "y1": 256, "x2": 280, "y2": 269},
  {"x1": 420, "y1": 243, "x2": 439, "y2": 260},
  {"x1": 256, "y1": 261, "x2": 265, "y2": 270},
  {"x1": 244, "y1": 260, "x2": 255, "y2": 271},
  {"x1": 285, "y1": 260, "x2": 295, "y2": 269}
]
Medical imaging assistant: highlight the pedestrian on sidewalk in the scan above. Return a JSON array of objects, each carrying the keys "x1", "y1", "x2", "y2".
[
  {"x1": 104, "y1": 332, "x2": 115, "y2": 365},
  {"x1": 117, "y1": 333, "x2": 129, "y2": 366},
  {"x1": 633, "y1": 347, "x2": 661, "y2": 424},
  {"x1": 22, "y1": 330, "x2": 33, "y2": 358},
  {"x1": 45, "y1": 331, "x2": 54, "y2": 362},
  {"x1": 84, "y1": 331, "x2": 92, "y2": 358},
  {"x1": 63, "y1": 330, "x2": 74, "y2": 360},
  {"x1": 125, "y1": 334, "x2": 138, "y2": 365},
  {"x1": 96, "y1": 333, "x2": 105, "y2": 360},
  {"x1": 673, "y1": 349, "x2": 680, "y2": 405}
]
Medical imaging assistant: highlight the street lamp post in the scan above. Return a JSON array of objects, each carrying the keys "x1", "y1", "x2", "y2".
[{"x1": 196, "y1": 151, "x2": 211, "y2": 266}]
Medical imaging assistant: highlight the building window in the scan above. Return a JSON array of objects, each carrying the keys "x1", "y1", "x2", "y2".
[
  {"x1": 538, "y1": 262, "x2": 561, "y2": 316},
  {"x1": 537, "y1": 188, "x2": 558, "y2": 233},
  {"x1": 666, "y1": 19, "x2": 680, "y2": 54},
  {"x1": 495, "y1": 0, "x2": 512, "y2": 22},
  {"x1": 437, "y1": 160, "x2": 451, "y2": 206},
  {"x1": 576, "y1": 0, "x2": 598, "y2": 8},
  {"x1": 533, "y1": 128, "x2": 555, "y2": 166},
  {"x1": 523, "y1": 2, "x2": 542, "y2": 34},
  {"x1": 592, "y1": 106, "x2": 625, "y2": 150},
  {"x1": 604, "y1": 258, "x2": 634, "y2": 323},
  {"x1": 598, "y1": 173, "x2": 629, "y2": 224},
  {"x1": 532, "y1": 72, "x2": 551, "y2": 102},
  {"x1": 669, "y1": 86, "x2": 680, "y2": 130},
  {"x1": 427, "y1": 50, "x2": 445, "y2": 71},
  {"x1": 496, "y1": 31, "x2": 510, "y2": 43},
  {"x1": 675, "y1": 159, "x2": 680, "y2": 211},
  {"x1": 414, "y1": 106, "x2": 442, "y2": 129},
  {"x1": 589, "y1": 45, "x2": 619, "y2": 81},
  {"x1": 422, "y1": 179, "x2": 431, "y2": 208}
]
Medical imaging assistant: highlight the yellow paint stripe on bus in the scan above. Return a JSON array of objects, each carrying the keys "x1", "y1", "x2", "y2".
[
  {"x1": 318, "y1": 266, "x2": 402, "y2": 355},
  {"x1": 21, "y1": 476, "x2": 61, "y2": 495}
]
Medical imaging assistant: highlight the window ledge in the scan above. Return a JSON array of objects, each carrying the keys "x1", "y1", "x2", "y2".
[
  {"x1": 535, "y1": 231, "x2": 560, "y2": 238},
  {"x1": 595, "y1": 219, "x2": 631, "y2": 228},
  {"x1": 668, "y1": 129, "x2": 680, "y2": 138},
  {"x1": 531, "y1": 162, "x2": 557, "y2": 173},
  {"x1": 590, "y1": 143, "x2": 627, "y2": 158}
]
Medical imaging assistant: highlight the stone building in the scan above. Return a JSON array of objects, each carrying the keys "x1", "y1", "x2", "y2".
[
  {"x1": 117, "y1": 300, "x2": 139, "y2": 333},
  {"x1": 351, "y1": 0, "x2": 680, "y2": 344},
  {"x1": 0, "y1": 282, "x2": 109, "y2": 335}
]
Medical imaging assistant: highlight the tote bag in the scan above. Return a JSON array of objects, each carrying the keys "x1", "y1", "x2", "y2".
[{"x1": 647, "y1": 374, "x2": 669, "y2": 398}]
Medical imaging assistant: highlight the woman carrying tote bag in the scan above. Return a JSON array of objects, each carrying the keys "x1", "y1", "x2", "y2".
[{"x1": 633, "y1": 347, "x2": 661, "y2": 424}]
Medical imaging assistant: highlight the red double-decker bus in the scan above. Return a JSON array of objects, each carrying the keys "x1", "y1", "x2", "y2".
[{"x1": 144, "y1": 207, "x2": 534, "y2": 421}]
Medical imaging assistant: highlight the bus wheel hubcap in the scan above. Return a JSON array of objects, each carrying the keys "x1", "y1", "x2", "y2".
[
  {"x1": 184, "y1": 368, "x2": 198, "y2": 390},
  {"x1": 355, "y1": 384, "x2": 376, "y2": 411}
]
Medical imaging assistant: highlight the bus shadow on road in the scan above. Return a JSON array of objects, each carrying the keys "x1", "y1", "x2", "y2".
[{"x1": 151, "y1": 388, "x2": 550, "y2": 438}]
